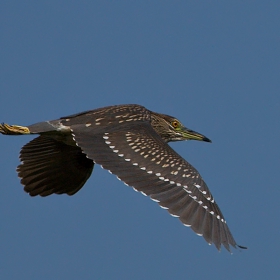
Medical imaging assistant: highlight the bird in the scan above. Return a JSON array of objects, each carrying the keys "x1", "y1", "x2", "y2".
[{"x1": 0, "y1": 104, "x2": 246, "y2": 252}]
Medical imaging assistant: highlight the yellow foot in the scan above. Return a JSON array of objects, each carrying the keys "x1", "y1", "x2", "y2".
[{"x1": 0, "y1": 123, "x2": 30, "y2": 135}]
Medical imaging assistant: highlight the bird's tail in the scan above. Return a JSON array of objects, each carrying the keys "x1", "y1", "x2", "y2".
[{"x1": 0, "y1": 123, "x2": 30, "y2": 135}]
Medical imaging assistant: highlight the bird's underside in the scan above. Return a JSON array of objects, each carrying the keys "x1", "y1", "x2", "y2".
[{"x1": 0, "y1": 104, "x2": 246, "y2": 252}]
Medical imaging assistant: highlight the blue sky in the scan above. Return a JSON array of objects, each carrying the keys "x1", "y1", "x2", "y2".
[{"x1": 1, "y1": 1, "x2": 280, "y2": 279}]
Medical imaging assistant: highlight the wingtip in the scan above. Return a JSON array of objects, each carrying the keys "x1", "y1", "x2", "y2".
[{"x1": 237, "y1": 244, "x2": 247, "y2": 250}]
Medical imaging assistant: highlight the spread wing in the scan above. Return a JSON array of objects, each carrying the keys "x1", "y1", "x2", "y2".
[
  {"x1": 68, "y1": 121, "x2": 238, "y2": 251},
  {"x1": 17, "y1": 135, "x2": 94, "y2": 196}
]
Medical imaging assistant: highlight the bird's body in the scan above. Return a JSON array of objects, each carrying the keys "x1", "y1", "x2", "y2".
[{"x1": 0, "y1": 104, "x2": 245, "y2": 252}]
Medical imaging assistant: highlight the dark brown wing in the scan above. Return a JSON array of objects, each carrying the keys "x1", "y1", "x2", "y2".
[
  {"x1": 68, "y1": 121, "x2": 238, "y2": 251},
  {"x1": 17, "y1": 135, "x2": 94, "y2": 196}
]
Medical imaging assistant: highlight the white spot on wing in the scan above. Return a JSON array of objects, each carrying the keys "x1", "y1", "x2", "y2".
[
  {"x1": 95, "y1": 117, "x2": 104, "y2": 122},
  {"x1": 170, "y1": 213, "x2": 180, "y2": 218}
]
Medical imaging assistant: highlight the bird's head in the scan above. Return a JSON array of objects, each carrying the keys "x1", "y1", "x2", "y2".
[{"x1": 151, "y1": 112, "x2": 211, "y2": 143}]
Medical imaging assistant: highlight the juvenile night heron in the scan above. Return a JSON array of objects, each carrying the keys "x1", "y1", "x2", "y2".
[{"x1": 0, "y1": 104, "x2": 245, "y2": 252}]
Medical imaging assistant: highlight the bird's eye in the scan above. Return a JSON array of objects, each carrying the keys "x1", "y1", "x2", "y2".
[{"x1": 172, "y1": 121, "x2": 179, "y2": 128}]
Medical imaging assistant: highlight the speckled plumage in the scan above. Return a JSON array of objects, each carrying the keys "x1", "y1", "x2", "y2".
[{"x1": 0, "y1": 104, "x2": 246, "y2": 252}]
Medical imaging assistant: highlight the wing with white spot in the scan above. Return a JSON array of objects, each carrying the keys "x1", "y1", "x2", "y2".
[{"x1": 69, "y1": 122, "x2": 239, "y2": 251}]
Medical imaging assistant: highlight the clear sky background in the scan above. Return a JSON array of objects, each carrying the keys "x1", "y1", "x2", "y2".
[{"x1": 1, "y1": 1, "x2": 279, "y2": 280}]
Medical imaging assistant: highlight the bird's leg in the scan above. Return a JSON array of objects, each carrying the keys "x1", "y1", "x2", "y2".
[{"x1": 0, "y1": 123, "x2": 30, "y2": 135}]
